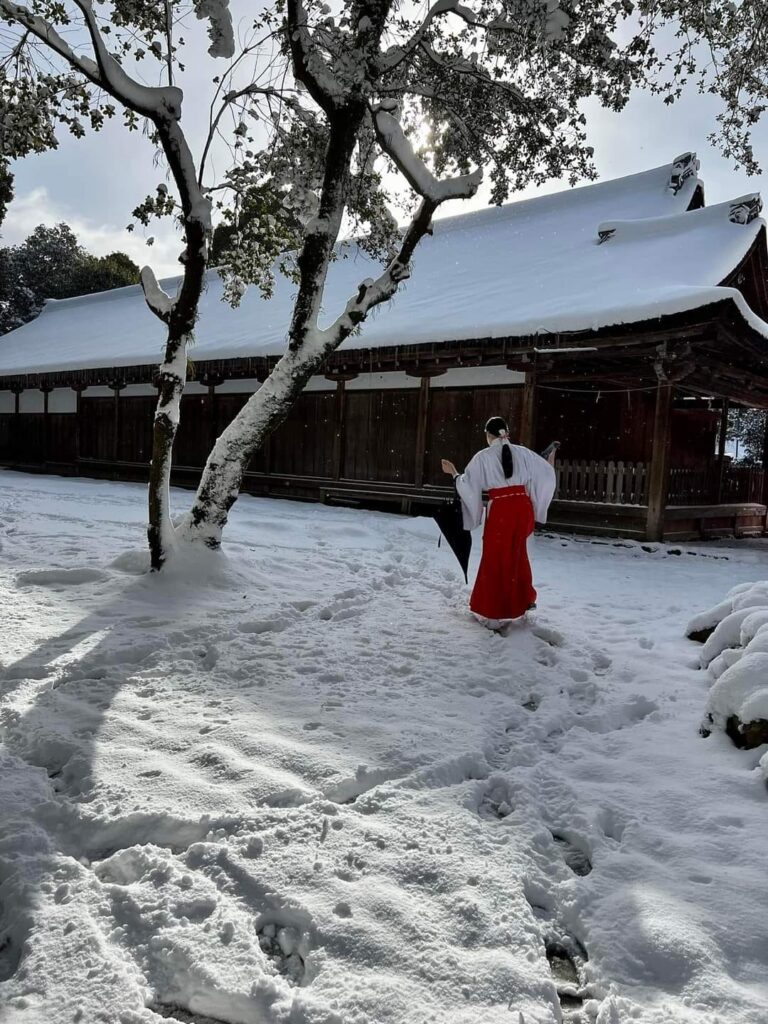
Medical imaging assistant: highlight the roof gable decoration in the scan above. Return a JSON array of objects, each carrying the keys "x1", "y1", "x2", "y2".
[
  {"x1": 667, "y1": 151, "x2": 700, "y2": 195},
  {"x1": 595, "y1": 192, "x2": 765, "y2": 247},
  {"x1": 729, "y1": 194, "x2": 763, "y2": 225}
]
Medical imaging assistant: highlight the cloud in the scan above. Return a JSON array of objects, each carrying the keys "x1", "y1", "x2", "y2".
[{"x1": 1, "y1": 187, "x2": 183, "y2": 277}]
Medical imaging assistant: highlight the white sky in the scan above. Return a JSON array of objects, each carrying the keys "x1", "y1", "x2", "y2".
[{"x1": 2, "y1": 4, "x2": 766, "y2": 277}]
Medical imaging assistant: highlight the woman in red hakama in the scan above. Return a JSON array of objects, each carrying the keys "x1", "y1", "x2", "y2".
[{"x1": 441, "y1": 416, "x2": 556, "y2": 629}]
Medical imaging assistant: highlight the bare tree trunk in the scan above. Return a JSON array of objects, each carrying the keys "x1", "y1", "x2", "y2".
[
  {"x1": 145, "y1": 117, "x2": 211, "y2": 570},
  {"x1": 147, "y1": 340, "x2": 188, "y2": 567},
  {"x1": 179, "y1": 350, "x2": 323, "y2": 547},
  {"x1": 179, "y1": 99, "x2": 365, "y2": 547}
]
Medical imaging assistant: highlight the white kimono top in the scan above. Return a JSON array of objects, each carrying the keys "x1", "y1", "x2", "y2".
[{"x1": 455, "y1": 440, "x2": 557, "y2": 530}]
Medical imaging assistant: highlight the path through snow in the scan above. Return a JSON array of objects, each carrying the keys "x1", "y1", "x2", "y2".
[{"x1": 1, "y1": 470, "x2": 767, "y2": 1024}]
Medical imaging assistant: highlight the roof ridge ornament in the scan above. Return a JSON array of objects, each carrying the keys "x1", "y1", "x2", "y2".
[
  {"x1": 668, "y1": 152, "x2": 699, "y2": 195},
  {"x1": 728, "y1": 194, "x2": 763, "y2": 225}
]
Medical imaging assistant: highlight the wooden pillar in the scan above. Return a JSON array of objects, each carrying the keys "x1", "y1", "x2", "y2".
[
  {"x1": 761, "y1": 409, "x2": 768, "y2": 512},
  {"x1": 72, "y1": 385, "x2": 85, "y2": 468},
  {"x1": 325, "y1": 372, "x2": 357, "y2": 480},
  {"x1": 202, "y1": 374, "x2": 224, "y2": 454},
  {"x1": 414, "y1": 376, "x2": 430, "y2": 487},
  {"x1": 715, "y1": 398, "x2": 730, "y2": 503},
  {"x1": 406, "y1": 368, "x2": 445, "y2": 488},
  {"x1": 646, "y1": 384, "x2": 674, "y2": 541},
  {"x1": 208, "y1": 382, "x2": 218, "y2": 450},
  {"x1": 519, "y1": 370, "x2": 537, "y2": 448},
  {"x1": 333, "y1": 379, "x2": 346, "y2": 480},
  {"x1": 110, "y1": 381, "x2": 124, "y2": 467},
  {"x1": 11, "y1": 385, "x2": 21, "y2": 464},
  {"x1": 41, "y1": 385, "x2": 53, "y2": 465}
]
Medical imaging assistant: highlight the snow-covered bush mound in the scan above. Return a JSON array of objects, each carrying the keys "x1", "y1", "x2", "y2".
[{"x1": 687, "y1": 580, "x2": 768, "y2": 750}]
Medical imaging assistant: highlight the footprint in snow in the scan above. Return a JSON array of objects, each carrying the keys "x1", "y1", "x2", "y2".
[
  {"x1": 256, "y1": 920, "x2": 309, "y2": 985},
  {"x1": 151, "y1": 1003, "x2": 235, "y2": 1024},
  {"x1": 16, "y1": 567, "x2": 108, "y2": 587},
  {"x1": 590, "y1": 650, "x2": 612, "y2": 674},
  {"x1": 596, "y1": 806, "x2": 628, "y2": 842},
  {"x1": 550, "y1": 831, "x2": 593, "y2": 876},
  {"x1": 237, "y1": 618, "x2": 290, "y2": 635},
  {"x1": 577, "y1": 695, "x2": 659, "y2": 734},
  {"x1": 197, "y1": 644, "x2": 219, "y2": 669},
  {"x1": 522, "y1": 888, "x2": 591, "y2": 1015},
  {"x1": 532, "y1": 624, "x2": 566, "y2": 648},
  {"x1": 546, "y1": 937, "x2": 589, "y2": 1020},
  {"x1": 476, "y1": 779, "x2": 515, "y2": 821},
  {"x1": 0, "y1": 932, "x2": 21, "y2": 983}
]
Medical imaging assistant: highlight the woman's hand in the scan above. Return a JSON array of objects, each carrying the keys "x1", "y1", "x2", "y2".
[{"x1": 441, "y1": 459, "x2": 458, "y2": 477}]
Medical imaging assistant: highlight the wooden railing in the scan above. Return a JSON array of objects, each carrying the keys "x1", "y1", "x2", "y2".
[
  {"x1": 555, "y1": 459, "x2": 766, "y2": 507},
  {"x1": 555, "y1": 459, "x2": 648, "y2": 505},
  {"x1": 668, "y1": 464, "x2": 765, "y2": 505}
]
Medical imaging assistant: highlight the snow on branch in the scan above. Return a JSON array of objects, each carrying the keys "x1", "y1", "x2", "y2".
[
  {"x1": 299, "y1": 106, "x2": 483, "y2": 357},
  {"x1": 315, "y1": 167, "x2": 479, "y2": 356},
  {"x1": 140, "y1": 267, "x2": 176, "y2": 323},
  {"x1": 286, "y1": 0, "x2": 345, "y2": 113},
  {"x1": 373, "y1": 107, "x2": 482, "y2": 203},
  {"x1": 194, "y1": 0, "x2": 235, "y2": 59},
  {"x1": 380, "y1": 0, "x2": 480, "y2": 71},
  {"x1": 0, "y1": 0, "x2": 103, "y2": 87},
  {"x1": 71, "y1": 0, "x2": 182, "y2": 119}
]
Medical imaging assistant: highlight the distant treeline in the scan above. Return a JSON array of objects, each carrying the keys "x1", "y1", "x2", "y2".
[{"x1": 0, "y1": 222, "x2": 139, "y2": 336}]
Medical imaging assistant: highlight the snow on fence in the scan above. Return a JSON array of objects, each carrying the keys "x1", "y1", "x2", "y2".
[{"x1": 555, "y1": 459, "x2": 648, "y2": 505}]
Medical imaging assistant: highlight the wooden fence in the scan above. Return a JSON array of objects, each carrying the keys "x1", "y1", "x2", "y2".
[
  {"x1": 555, "y1": 459, "x2": 765, "y2": 506},
  {"x1": 668, "y1": 464, "x2": 765, "y2": 505},
  {"x1": 555, "y1": 459, "x2": 648, "y2": 505}
]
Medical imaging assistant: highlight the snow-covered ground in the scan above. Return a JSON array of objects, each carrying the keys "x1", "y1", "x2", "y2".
[{"x1": 1, "y1": 470, "x2": 767, "y2": 1024}]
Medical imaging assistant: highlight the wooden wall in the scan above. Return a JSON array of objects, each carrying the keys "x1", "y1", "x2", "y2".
[
  {"x1": 425, "y1": 387, "x2": 522, "y2": 484},
  {"x1": 0, "y1": 383, "x2": 521, "y2": 483},
  {"x1": 535, "y1": 388, "x2": 718, "y2": 467},
  {"x1": 0, "y1": 380, "x2": 718, "y2": 489}
]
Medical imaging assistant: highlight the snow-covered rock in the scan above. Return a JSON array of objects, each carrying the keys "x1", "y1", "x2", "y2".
[
  {"x1": 689, "y1": 580, "x2": 768, "y2": 748},
  {"x1": 708, "y1": 653, "x2": 768, "y2": 748}
]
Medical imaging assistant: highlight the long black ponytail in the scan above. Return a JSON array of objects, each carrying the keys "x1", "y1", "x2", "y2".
[{"x1": 485, "y1": 416, "x2": 514, "y2": 479}]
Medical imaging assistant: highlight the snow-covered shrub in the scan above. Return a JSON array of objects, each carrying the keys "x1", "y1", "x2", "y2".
[{"x1": 688, "y1": 581, "x2": 768, "y2": 750}]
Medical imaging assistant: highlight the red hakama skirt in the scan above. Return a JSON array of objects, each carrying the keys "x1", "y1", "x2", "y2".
[{"x1": 470, "y1": 485, "x2": 536, "y2": 621}]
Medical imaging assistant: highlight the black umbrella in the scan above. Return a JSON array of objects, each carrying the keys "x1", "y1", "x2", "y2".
[{"x1": 433, "y1": 489, "x2": 471, "y2": 583}]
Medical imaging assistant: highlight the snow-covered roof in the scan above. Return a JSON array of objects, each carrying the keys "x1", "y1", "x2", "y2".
[{"x1": 0, "y1": 157, "x2": 765, "y2": 377}]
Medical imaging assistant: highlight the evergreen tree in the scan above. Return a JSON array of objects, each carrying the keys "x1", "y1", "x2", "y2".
[
  {"x1": 0, "y1": 222, "x2": 139, "y2": 335},
  {"x1": 0, "y1": 160, "x2": 12, "y2": 227},
  {"x1": 728, "y1": 407, "x2": 767, "y2": 464}
]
